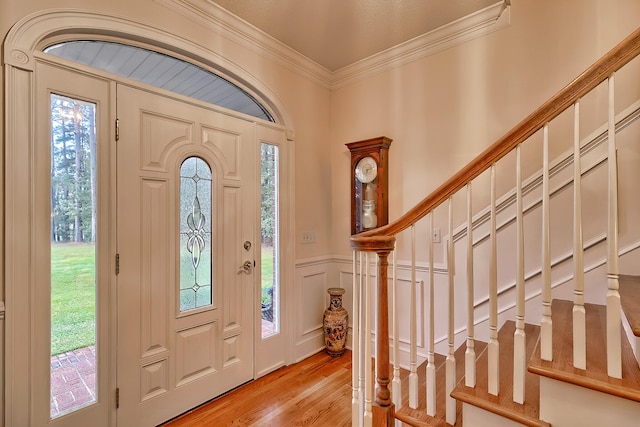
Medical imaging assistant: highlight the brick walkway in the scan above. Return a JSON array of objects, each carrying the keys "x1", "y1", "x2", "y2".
[
  {"x1": 50, "y1": 346, "x2": 96, "y2": 418},
  {"x1": 50, "y1": 322, "x2": 276, "y2": 418}
]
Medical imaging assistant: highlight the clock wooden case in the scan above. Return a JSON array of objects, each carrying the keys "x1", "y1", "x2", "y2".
[{"x1": 346, "y1": 136, "x2": 392, "y2": 235}]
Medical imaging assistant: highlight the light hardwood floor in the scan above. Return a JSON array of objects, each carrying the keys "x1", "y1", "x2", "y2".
[{"x1": 162, "y1": 350, "x2": 352, "y2": 426}]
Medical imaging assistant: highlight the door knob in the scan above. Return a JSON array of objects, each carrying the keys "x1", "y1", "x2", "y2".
[{"x1": 238, "y1": 260, "x2": 253, "y2": 274}]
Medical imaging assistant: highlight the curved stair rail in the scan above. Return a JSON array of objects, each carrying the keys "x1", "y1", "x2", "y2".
[{"x1": 350, "y1": 26, "x2": 640, "y2": 427}]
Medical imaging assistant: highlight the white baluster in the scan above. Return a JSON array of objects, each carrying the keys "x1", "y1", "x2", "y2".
[
  {"x1": 391, "y1": 250, "x2": 402, "y2": 427},
  {"x1": 409, "y1": 225, "x2": 418, "y2": 408},
  {"x1": 364, "y1": 252, "x2": 373, "y2": 427},
  {"x1": 446, "y1": 197, "x2": 457, "y2": 425},
  {"x1": 573, "y1": 100, "x2": 587, "y2": 371},
  {"x1": 465, "y1": 183, "x2": 476, "y2": 388},
  {"x1": 488, "y1": 164, "x2": 500, "y2": 396},
  {"x1": 513, "y1": 146, "x2": 526, "y2": 404},
  {"x1": 352, "y1": 250, "x2": 361, "y2": 426},
  {"x1": 541, "y1": 124, "x2": 553, "y2": 362},
  {"x1": 358, "y1": 253, "x2": 365, "y2": 424},
  {"x1": 607, "y1": 73, "x2": 622, "y2": 379},
  {"x1": 426, "y1": 213, "x2": 436, "y2": 416}
]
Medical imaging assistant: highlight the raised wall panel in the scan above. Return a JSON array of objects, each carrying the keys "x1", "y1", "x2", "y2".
[
  {"x1": 202, "y1": 126, "x2": 242, "y2": 180},
  {"x1": 301, "y1": 271, "x2": 328, "y2": 336},
  {"x1": 140, "y1": 359, "x2": 168, "y2": 401},
  {"x1": 175, "y1": 322, "x2": 217, "y2": 387},
  {"x1": 141, "y1": 179, "x2": 170, "y2": 358},
  {"x1": 140, "y1": 112, "x2": 192, "y2": 172}
]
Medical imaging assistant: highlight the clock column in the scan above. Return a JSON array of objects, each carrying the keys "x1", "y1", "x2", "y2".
[{"x1": 346, "y1": 136, "x2": 392, "y2": 235}]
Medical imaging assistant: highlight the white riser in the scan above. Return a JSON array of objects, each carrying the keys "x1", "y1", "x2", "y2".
[
  {"x1": 461, "y1": 403, "x2": 528, "y2": 427},
  {"x1": 622, "y1": 311, "x2": 640, "y2": 366},
  {"x1": 540, "y1": 377, "x2": 640, "y2": 427}
]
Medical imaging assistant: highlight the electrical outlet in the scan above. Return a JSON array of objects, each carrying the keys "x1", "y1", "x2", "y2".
[
  {"x1": 301, "y1": 231, "x2": 316, "y2": 244},
  {"x1": 433, "y1": 228, "x2": 441, "y2": 243}
]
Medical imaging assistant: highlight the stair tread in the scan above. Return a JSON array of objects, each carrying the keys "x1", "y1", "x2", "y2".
[
  {"x1": 528, "y1": 299, "x2": 640, "y2": 403},
  {"x1": 395, "y1": 339, "x2": 485, "y2": 427},
  {"x1": 451, "y1": 321, "x2": 550, "y2": 427},
  {"x1": 620, "y1": 274, "x2": 640, "y2": 337}
]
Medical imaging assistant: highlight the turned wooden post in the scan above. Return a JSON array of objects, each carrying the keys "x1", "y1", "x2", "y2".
[
  {"x1": 351, "y1": 235, "x2": 396, "y2": 427},
  {"x1": 372, "y1": 248, "x2": 395, "y2": 426}
]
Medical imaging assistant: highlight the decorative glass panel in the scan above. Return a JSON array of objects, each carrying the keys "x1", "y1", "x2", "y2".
[
  {"x1": 180, "y1": 157, "x2": 213, "y2": 312},
  {"x1": 261, "y1": 143, "x2": 279, "y2": 338},
  {"x1": 50, "y1": 94, "x2": 98, "y2": 418}
]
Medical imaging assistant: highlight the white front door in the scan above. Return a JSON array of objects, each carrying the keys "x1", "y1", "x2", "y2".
[{"x1": 116, "y1": 85, "x2": 256, "y2": 427}]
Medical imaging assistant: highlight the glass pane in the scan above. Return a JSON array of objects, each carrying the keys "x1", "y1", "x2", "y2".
[
  {"x1": 261, "y1": 143, "x2": 279, "y2": 338},
  {"x1": 180, "y1": 157, "x2": 213, "y2": 312},
  {"x1": 50, "y1": 94, "x2": 98, "y2": 418}
]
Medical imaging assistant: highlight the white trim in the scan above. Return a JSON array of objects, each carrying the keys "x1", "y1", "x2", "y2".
[
  {"x1": 3, "y1": 8, "x2": 295, "y2": 132},
  {"x1": 157, "y1": 0, "x2": 510, "y2": 90},
  {"x1": 332, "y1": 1, "x2": 510, "y2": 89}
]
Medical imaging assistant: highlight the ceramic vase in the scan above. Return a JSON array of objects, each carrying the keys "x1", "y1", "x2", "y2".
[{"x1": 323, "y1": 287, "x2": 348, "y2": 357}]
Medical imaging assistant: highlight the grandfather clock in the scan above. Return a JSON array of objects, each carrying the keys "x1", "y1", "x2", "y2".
[{"x1": 346, "y1": 136, "x2": 392, "y2": 235}]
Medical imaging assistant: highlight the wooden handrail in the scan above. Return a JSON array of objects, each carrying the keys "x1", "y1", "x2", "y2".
[{"x1": 351, "y1": 26, "x2": 640, "y2": 250}]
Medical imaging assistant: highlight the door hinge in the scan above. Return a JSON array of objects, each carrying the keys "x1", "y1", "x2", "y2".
[
  {"x1": 115, "y1": 253, "x2": 120, "y2": 275},
  {"x1": 115, "y1": 118, "x2": 120, "y2": 141},
  {"x1": 116, "y1": 387, "x2": 120, "y2": 409}
]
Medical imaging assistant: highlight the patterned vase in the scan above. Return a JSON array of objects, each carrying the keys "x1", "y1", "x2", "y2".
[{"x1": 323, "y1": 287, "x2": 348, "y2": 357}]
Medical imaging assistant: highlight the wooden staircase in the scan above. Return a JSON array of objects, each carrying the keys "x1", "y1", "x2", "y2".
[
  {"x1": 348, "y1": 26, "x2": 640, "y2": 427},
  {"x1": 393, "y1": 293, "x2": 640, "y2": 427}
]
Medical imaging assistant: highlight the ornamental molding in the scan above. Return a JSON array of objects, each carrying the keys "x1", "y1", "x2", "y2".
[
  {"x1": 3, "y1": 8, "x2": 294, "y2": 129},
  {"x1": 159, "y1": 0, "x2": 510, "y2": 90}
]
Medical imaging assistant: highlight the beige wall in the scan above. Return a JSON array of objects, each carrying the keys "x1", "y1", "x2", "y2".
[{"x1": 330, "y1": 0, "x2": 640, "y2": 257}]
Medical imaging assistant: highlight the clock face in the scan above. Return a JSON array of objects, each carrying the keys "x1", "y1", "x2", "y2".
[{"x1": 355, "y1": 156, "x2": 378, "y2": 183}]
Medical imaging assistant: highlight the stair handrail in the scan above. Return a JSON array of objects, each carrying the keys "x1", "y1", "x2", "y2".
[{"x1": 350, "y1": 26, "x2": 640, "y2": 251}]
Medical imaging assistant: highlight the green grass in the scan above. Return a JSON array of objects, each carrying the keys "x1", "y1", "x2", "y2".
[
  {"x1": 261, "y1": 245, "x2": 275, "y2": 304},
  {"x1": 51, "y1": 243, "x2": 96, "y2": 355}
]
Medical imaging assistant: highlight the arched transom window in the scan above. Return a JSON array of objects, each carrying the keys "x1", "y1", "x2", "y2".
[{"x1": 45, "y1": 40, "x2": 274, "y2": 122}]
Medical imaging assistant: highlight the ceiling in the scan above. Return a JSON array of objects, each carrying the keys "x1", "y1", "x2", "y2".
[{"x1": 210, "y1": 0, "x2": 499, "y2": 72}]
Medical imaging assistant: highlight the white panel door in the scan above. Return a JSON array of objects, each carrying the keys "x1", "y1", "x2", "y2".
[{"x1": 116, "y1": 85, "x2": 256, "y2": 427}]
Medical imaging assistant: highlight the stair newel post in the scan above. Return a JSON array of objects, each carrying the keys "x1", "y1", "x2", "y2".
[
  {"x1": 573, "y1": 100, "x2": 587, "y2": 371},
  {"x1": 351, "y1": 235, "x2": 396, "y2": 427},
  {"x1": 606, "y1": 73, "x2": 622, "y2": 379},
  {"x1": 372, "y1": 247, "x2": 395, "y2": 427}
]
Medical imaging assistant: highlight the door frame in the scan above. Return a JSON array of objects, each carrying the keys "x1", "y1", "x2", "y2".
[{"x1": 4, "y1": 9, "x2": 296, "y2": 425}]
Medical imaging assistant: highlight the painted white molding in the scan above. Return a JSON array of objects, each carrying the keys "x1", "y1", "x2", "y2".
[
  {"x1": 3, "y1": 8, "x2": 295, "y2": 131},
  {"x1": 332, "y1": 1, "x2": 510, "y2": 89},
  {"x1": 159, "y1": 0, "x2": 510, "y2": 90}
]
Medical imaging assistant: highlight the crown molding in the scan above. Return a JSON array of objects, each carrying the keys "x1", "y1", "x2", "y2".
[
  {"x1": 159, "y1": 0, "x2": 510, "y2": 90},
  {"x1": 331, "y1": 1, "x2": 510, "y2": 89},
  {"x1": 156, "y1": 0, "x2": 333, "y2": 89}
]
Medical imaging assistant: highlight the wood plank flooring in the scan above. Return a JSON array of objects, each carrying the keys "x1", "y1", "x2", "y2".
[{"x1": 161, "y1": 350, "x2": 352, "y2": 427}]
